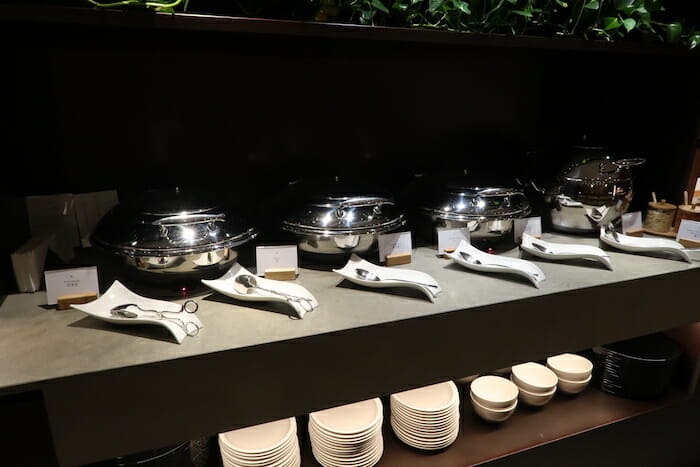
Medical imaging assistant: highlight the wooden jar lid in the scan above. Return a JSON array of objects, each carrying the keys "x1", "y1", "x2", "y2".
[
  {"x1": 648, "y1": 200, "x2": 676, "y2": 211},
  {"x1": 678, "y1": 204, "x2": 700, "y2": 213}
]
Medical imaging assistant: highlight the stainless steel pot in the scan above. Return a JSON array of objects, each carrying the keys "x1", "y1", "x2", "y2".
[
  {"x1": 282, "y1": 195, "x2": 406, "y2": 254},
  {"x1": 92, "y1": 188, "x2": 258, "y2": 279},
  {"x1": 421, "y1": 187, "x2": 531, "y2": 243},
  {"x1": 540, "y1": 146, "x2": 645, "y2": 233}
]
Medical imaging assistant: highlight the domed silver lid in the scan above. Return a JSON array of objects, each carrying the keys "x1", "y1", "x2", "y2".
[
  {"x1": 282, "y1": 195, "x2": 405, "y2": 235},
  {"x1": 92, "y1": 188, "x2": 258, "y2": 257},
  {"x1": 560, "y1": 146, "x2": 644, "y2": 183},
  {"x1": 423, "y1": 187, "x2": 531, "y2": 221}
]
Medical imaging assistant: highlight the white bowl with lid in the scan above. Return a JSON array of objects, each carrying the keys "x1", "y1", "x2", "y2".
[
  {"x1": 546, "y1": 353, "x2": 593, "y2": 382},
  {"x1": 470, "y1": 375, "x2": 519, "y2": 409},
  {"x1": 511, "y1": 362, "x2": 558, "y2": 394}
]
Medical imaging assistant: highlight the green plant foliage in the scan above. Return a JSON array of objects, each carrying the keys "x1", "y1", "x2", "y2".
[
  {"x1": 86, "y1": 0, "x2": 184, "y2": 12},
  {"x1": 85, "y1": 0, "x2": 697, "y2": 49}
]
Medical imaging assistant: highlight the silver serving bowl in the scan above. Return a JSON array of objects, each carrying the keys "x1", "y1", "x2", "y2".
[{"x1": 282, "y1": 196, "x2": 406, "y2": 255}]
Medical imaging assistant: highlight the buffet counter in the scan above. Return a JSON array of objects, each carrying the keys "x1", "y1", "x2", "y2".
[{"x1": 0, "y1": 233, "x2": 698, "y2": 466}]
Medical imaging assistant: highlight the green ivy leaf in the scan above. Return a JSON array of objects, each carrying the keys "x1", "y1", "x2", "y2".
[
  {"x1": 665, "y1": 22, "x2": 681, "y2": 43},
  {"x1": 360, "y1": 8, "x2": 376, "y2": 22},
  {"x1": 622, "y1": 17, "x2": 636, "y2": 32},
  {"x1": 372, "y1": 0, "x2": 389, "y2": 13},
  {"x1": 428, "y1": 0, "x2": 445, "y2": 12},
  {"x1": 690, "y1": 33, "x2": 700, "y2": 49},
  {"x1": 453, "y1": 0, "x2": 471, "y2": 14},
  {"x1": 512, "y1": 9, "x2": 533, "y2": 17},
  {"x1": 613, "y1": 0, "x2": 634, "y2": 9},
  {"x1": 602, "y1": 17, "x2": 621, "y2": 30},
  {"x1": 584, "y1": 1, "x2": 599, "y2": 10},
  {"x1": 505, "y1": 0, "x2": 518, "y2": 4},
  {"x1": 555, "y1": 0, "x2": 569, "y2": 7},
  {"x1": 392, "y1": 1, "x2": 409, "y2": 10}
]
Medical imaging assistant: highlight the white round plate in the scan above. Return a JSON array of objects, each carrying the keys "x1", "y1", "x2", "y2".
[
  {"x1": 219, "y1": 417, "x2": 296, "y2": 455},
  {"x1": 309, "y1": 417, "x2": 382, "y2": 443},
  {"x1": 390, "y1": 400, "x2": 459, "y2": 423},
  {"x1": 391, "y1": 420, "x2": 458, "y2": 444},
  {"x1": 313, "y1": 440, "x2": 383, "y2": 467},
  {"x1": 393, "y1": 424, "x2": 458, "y2": 450},
  {"x1": 309, "y1": 398, "x2": 382, "y2": 435},
  {"x1": 390, "y1": 416, "x2": 459, "y2": 435},
  {"x1": 309, "y1": 429, "x2": 380, "y2": 455},
  {"x1": 221, "y1": 440, "x2": 299, "y2": 467},
  {"x1": 391, "y1": 381, "x2": 458, "y2": 413}
]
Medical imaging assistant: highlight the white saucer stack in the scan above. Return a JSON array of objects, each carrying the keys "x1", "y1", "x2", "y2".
[
  {"x1": 308, "y1": 398, "x2": 384, "y2": 467},
  {"x1": 390, "y1": 381, "x2": 460, "y2": 451},
  {"x1": 218, "y1": 417, "x2": 300, "y2": 467}
]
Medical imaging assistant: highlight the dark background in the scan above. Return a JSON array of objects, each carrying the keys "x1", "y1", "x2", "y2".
[{"x1": 0, "y1": 8, "x2": 698, "y2": 294}]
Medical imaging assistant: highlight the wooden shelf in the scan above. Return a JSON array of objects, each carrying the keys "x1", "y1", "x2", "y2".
[
  {"x1": 0, "y1": 4, "x2": 695, "y2": 56},
  {"x1": 295, "y1": 386, "x2": 687, "y2": 467}
]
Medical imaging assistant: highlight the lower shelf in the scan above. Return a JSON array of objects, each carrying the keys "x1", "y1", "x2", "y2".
[{"x1": 296, "y1": 385, "x2": 686, "y2": 467}]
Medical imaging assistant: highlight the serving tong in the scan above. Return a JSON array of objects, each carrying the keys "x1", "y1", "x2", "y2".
[
  {"x1": 235, "y1": 274, "x2": 315, "y2": 315},
  {"x1": 110, "y1": 300, "x2": 200, "y2": 336}
]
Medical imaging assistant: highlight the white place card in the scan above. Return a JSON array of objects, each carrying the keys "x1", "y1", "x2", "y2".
[
  {"x1": 676, "y1": 219, "x2": 700, "y2": 243},
  {"x1": 514, "y1": 217, "x2": 542, "y2": 243},
  {"x1": 255, "y1": 245, "x2": 298, "y2": 277},
  {"x1": 436, "y1": 227, "x2": 470, "y2": 254},
  {"x1": 44, "y1": 266, "x2": 99, "y2": 306},
  {"x1": 378, "y1": 231, "x2": 412, "y2": 262},
  {"x1": 622, "y1": 211, "x2": 643, "y2": 233}
]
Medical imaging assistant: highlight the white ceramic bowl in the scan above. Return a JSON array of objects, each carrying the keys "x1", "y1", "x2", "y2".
[
  {"x1": 470, "y1": 375, "x2": 519, "y2": 409},
  {"x1": 516, "y1": 384, "x2": 556, "y2": 407},
  {"x1": 469, "y1": 393, "x2": 517, "y2": 423},
  {"x1": 511, "y1": 362, "x2": 558, "y2": 393},
  {"x1": 557, "y1": 373, "x2": 592, "y2": 395},
  {"x1": 546, "y1": 353, "x2": 593, "y2": 382}
]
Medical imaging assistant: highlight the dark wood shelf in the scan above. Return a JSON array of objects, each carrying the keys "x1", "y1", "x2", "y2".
[
  {"x1": 0, "y1": 4, "x2": 694, "y2": 56},
  {"x1": 296, "y1": 386, "x2": 687, "y2": 467}
]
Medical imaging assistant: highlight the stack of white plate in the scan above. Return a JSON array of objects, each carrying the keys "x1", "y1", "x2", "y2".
[
  {"x1": 218, "y1": 417, "x2": 300, "y2": 467},
  {"x1": 390, "y1": 381, "x2": 460, "y2": 451},
  {"x1": 308, "y1": 398, "x2": 384, "y2": 467},
  {"x1": 511, "y1": 362, "x2": 558, "y2": 407}
]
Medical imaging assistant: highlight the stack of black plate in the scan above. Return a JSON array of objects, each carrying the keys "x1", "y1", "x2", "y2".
[{"x1": 588, "y1": 333, "x2": 682, "y2": 400}]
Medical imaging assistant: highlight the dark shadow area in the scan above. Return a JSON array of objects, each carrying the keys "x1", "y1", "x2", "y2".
[
  {"x1": 442, "y1": 262, "x2": 540, "y2": 289},
  {"x1": 335, "y1": 279, "x2": 433, "y2": 302},
  {"x1": 519, "y1": 251, "x2": 615, "y2": 271},
  {"x1": 67, "y1": 315, "x2": 179, "y2": 344},
  {"x1": 202, "y1": 291, "x2": 301, "y2": 319}
]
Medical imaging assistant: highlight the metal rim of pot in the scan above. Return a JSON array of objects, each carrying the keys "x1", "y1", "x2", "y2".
[{"x1": 93, "y1": 225, "x2": 259, "y2": 258}]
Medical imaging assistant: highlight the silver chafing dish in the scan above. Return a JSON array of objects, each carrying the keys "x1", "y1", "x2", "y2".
[
  {"x1": 92, "y1": 188, "x2": 258, "y2": 280},
  {"x1": 282, "y1": 195, "x2": 406, "y2": 255},
  {"x1": 538, "y1": 146, "x2": 645, "y2": 233},
  {"x1": 420, "y1": 185, "x2": 531, "y2": 245}
]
